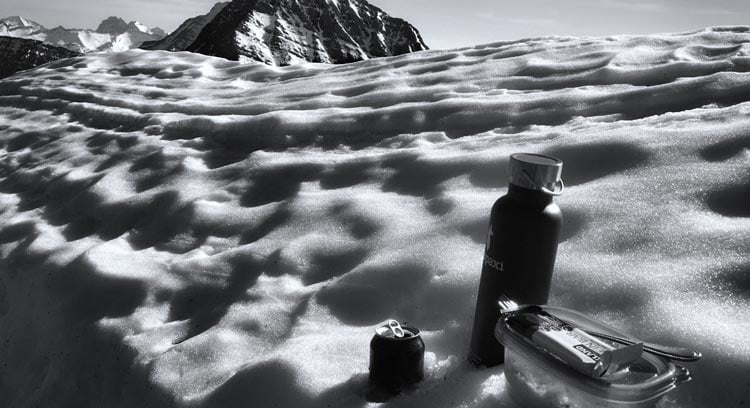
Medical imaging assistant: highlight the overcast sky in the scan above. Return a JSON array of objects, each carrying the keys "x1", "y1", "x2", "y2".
[{"x1": 3, "y1": 0, "x2": 750, "y2": 49}]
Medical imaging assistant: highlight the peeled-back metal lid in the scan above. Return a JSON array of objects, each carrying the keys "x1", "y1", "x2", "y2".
[{"x1": 508, "y1": 153, "x2": 564, "y2": 195}]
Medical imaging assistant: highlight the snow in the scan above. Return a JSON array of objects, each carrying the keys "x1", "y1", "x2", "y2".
[
  {"x1": 349, "y1": 0, "x2": 362, "y2": 19},
  {"x1": 1, "y1": 27, "x2": 750, "y2": 407},
  {"x1": 239, "y1": 11, "x2": 278, "y2": 65},
  {"x1": 0, "y1": 16, "x2": 45, "y2": 38},
  {"x1": 238, "y1": 7, "x2": 368, "y2": 66},
  {"x1": 2, "y1": 16, "x2": 163, "y2": 54},
  {"x1": 133, "y1": 21, "x2": 150, "y2": 34},
  {"x1": 76, "y1": 30, "x2": 117, "y2": 52},
  {"x1": 108, "y1": 33, "x2": 136, "y2": 52}
]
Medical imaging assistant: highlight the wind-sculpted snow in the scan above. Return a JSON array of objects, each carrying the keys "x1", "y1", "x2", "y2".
[{"x1": 0, "y1": 27, "x2": 749, "y2": 407}]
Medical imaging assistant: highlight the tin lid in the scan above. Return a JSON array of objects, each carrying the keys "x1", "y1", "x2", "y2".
[
  {"x1": 508, "y1": 153, "x2": 564, "y2": 195},
  {"x1": 496, "y1": 306, "x2": 691, "y2": 404}
]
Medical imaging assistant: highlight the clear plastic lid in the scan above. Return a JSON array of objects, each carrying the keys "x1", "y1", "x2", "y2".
[{"x1": 495, "y1": 305, "x2": 691, "y2": 404}]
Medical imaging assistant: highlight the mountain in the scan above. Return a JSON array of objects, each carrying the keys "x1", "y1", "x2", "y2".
[
  {"x1": 0, "y1": 16, "x2": 165, "y2": 53},
  {"x1": 151, "y1": 27, "x2": 167, "y2": 37},
  {"x1": 0, "y1": 35, "x2": 80, "y2": 78},
  {"x1": 96, "y1": 16, "x2": 130, "y2": 35},
  {"x1": 98, "y1": 17, "x2": 165, "y2": 38},
  {"x1": 141, "y1": 2, "x2": 230, "y2": 51},
  {"x1": 0, "y1": 16, "x2": 46, "y2": 38},
  {"x1": 143, "y1": 0, "x2": 428, "y2": 65}
]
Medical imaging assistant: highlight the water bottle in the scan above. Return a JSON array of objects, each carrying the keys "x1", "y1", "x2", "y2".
[{"x1": 468, "y1": 153, "x2": 564, "y2": 367}]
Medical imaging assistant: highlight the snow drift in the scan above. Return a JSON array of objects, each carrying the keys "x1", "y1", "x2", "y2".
[{"x1": 0, "y1": 27, "x2": 749, "y2": 407}]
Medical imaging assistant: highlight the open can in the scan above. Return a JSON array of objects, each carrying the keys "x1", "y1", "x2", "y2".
[
  {"x1": 369, "y1": 320, "x2": 425, "y2": 392},
  {"x1": 495, "y1": 306, "x2": 692, "y2": 408}
]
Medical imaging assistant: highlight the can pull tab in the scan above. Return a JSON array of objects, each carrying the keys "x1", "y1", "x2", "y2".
[{"x1": 387, "y1": 319, "x2": 405, "y2": 338}]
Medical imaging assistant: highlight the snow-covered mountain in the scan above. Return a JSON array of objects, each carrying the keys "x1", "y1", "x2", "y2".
[
  {"x1": 95, "y1": 16, "x2": 131, "y2": 36},
  {"x1": 144, "y1": 0, "x2": 428, "y2": 65},
  {"x1": 141, "y1": 2, "x2": 229, "y2": 52},
  {"x1": 0, "y1": 27, "x2": 748, "y2": 408},
  {"x1": 0, "y1": 16, "x2": 46, "y2": 38},
  {"x1": 0, "y1": 15, "x2": 165, "y2": 53},
  {"x1": 97, "y1": 16, "x2": 166, "y2": 38},
  {"x1": 0, "y1": 35, "x2": 81, "y2": 78}
]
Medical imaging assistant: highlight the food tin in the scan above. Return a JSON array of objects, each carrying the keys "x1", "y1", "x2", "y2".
[{"x1": 495, "y1": 306, "x2": 692, "y2": 408}]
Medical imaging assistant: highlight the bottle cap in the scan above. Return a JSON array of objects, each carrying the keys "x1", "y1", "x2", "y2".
[{"x1": 508, "y1": 153, "x2": 564, "y2": 195}]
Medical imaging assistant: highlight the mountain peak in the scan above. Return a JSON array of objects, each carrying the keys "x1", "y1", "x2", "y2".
[
  {"x1": 127, "y1": 20, "x2": 151, "y2": 33},
  {"x1": 151, "y1": 27, "x2": 167, "y2": 37},
  {"x1": 140, "y1": 2, "x2": 231, "y2": 52},
  {"x1": 148, "y1": 0, "x2": 428, "y2": 66},
  {"x1": 1, "y1": 16, "x2": 46, "y2": 32},
  {"x1": 96, "y1": 16, "x2": 129, "y2": 35},
  {"x1": 4, "y1": 16, "x2": 31, "y2": 27}
]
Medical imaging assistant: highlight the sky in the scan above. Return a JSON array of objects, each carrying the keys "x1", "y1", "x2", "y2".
[{"x1": 2, "y1": 0, "x2": 750, "y2": 50}]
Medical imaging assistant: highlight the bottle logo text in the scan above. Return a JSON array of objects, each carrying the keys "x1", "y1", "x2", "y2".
[{"x1": 483, "y1": 254, "x2": 504, "y2": 272}]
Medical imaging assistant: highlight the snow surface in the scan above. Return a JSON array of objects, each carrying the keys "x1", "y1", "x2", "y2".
[{"x1": 0, "y1": 27, "x2": 749, "y2": 407}]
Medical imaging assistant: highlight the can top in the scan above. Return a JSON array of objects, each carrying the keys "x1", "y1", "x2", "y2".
[
  {"x1": 375, "y1": 320, "x2": 420, "y2": 340},
  {"x1": 508, "y1": 153, "x2": 564, "y2": 195}
]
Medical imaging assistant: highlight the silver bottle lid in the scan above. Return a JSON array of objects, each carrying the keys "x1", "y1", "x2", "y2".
[{"x1": 508, "y1": 153, "x2": 564, "y2": 195}]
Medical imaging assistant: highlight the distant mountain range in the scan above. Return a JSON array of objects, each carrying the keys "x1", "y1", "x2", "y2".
[
  {"x1": 0, "y1": 15, "x2": 165, "y2": 53},
  {"x1": 0, "y1": 36, "x2": 81, "y2": 78},
  {"x1": 142, "y1": 0, "x2": 428, "y2": 65}
]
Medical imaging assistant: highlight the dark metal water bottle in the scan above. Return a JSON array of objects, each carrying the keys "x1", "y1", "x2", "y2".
[{"x1": 468, "y1": 153, "x2": 564, "y2": 367}]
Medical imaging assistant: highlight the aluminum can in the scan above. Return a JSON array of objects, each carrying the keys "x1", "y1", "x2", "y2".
[{"x1": 369, "y1": 320, "x2": 425, "y2": 391}]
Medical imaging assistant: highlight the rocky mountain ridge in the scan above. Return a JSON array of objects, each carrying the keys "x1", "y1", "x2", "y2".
[
  {"x1": 141, "y1": 3, "x2": 229, "y2": 52},
  {"x1": 0, "y1": 35, "x2": 81, "y2": 78},
  {"x1": 0, "y1": 16, "x2": 46, "y2": 37},
  {"x1": 143, "y1": 0, "x2": 428, "y2": 65}
]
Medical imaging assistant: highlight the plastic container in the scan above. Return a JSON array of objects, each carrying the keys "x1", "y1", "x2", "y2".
[{"x1": 495, "y1": 306, "x2": 692, "y2": 408}]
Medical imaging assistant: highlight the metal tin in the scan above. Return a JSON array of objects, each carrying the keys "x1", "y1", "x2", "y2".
[{"x1": 369, "y1": 320, "x2": 425, "y2": 392}]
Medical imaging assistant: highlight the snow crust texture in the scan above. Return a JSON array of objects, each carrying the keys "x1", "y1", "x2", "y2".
[{"x1": 1, "y1": 27, "x2": 750, "y2": 407}]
